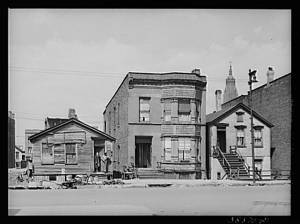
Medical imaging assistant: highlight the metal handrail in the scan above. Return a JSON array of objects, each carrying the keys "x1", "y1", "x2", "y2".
[{"x1": 215, "y1": 146, "x2": 232, "y2": 176}]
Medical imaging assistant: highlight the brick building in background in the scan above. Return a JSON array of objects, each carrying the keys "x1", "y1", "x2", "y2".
[
  {"x1": 103, "y1": 69, "x2": 207, "y2": 179},
  {"x1": 8, "y1": 111, "x2": 15, "y2": 168},
  {"x1": 221, "y1": 68, "x2": 292, "y2": 178}
]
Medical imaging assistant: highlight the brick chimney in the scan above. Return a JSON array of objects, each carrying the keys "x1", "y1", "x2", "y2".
[
  {"x1": 192, "y1": 68, "x2": 201, "y2": 75},
  {"x1": 215, "y1": 90, "x2": 222, "y2": 112},
  {"x1": 266, "y1": 67, "x2": 275, "y2": 87},
  {"x1": 68, "y1": 108, "x2": 78, "y2": 119}
]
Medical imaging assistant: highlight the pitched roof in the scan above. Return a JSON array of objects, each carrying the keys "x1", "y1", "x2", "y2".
[
  {"x1": 206, "y1": 103, "x2": 273, "y2": 127},
  {"x1": 29, "y1": 118, "x2": 115, "y2": 142}
]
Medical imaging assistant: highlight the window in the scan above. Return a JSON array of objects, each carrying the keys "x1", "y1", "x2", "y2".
[
  {"x1": 236, "y1": 129, "x2": 245, "y2": 147},
  {"x1": 178, "y1": 138, "x2": 191, "y2": 160},
  {"x1": 164, "y1": 101, "x2": 171, "y2": 122},
  {"x1": 254, "y1": 129, "x2": 263, "y2": 147},
  {"x1": 236, "y1": 111, "x2": 244, "y2": 122},
  {"x1": 139, "y1": 97, "x2": 150, "y2": 122},
  {"x1": 16, "y1": 151, "x2": 20, "y2": 160},
  {"x1": 41, "y1": 143, "x2": 54, "y2": 164},
  {"x1": 196, "y1": 101, "x2": 200, "y2": 122},
  {"x1": 178, "y1": 99, "x2": 191, "y2": 122},
  {"x1": 54, "y1": 144, "x2": 65, "y2": 164},
  {"x1": 28, "y1": 146, "x2": 32, "y2": 154},
  {"x1": 113, "y1": 107, "x2": 116, "y2": 131},
  {"x1": 164, "y1": 138, "x2": 172, "y2": 161},
  {"x1": 108, "y1": 111, "x2": 111, "y2": 134},
  {"x1": 66, "y1": 143, "x2": 77, "y2": 164}
]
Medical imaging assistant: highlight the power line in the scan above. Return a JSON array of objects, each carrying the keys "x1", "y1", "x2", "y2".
[{"x1": 9, "y1": 66, "x2": 250, "y2": 81}]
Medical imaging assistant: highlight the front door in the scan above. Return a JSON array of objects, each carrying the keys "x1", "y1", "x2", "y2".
[
  {"x1": 217, "y1": 130, "x2": 226, "y2": 153},
  {"x1": 135, "y1": 136, "x2": 152, "y2": 168}
]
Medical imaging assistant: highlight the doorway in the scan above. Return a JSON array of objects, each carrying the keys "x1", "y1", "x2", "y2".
[
  {"x1": 135, "y1": 136, "x2": 152, "y2": 168},
  {"x1": 217, "y1": 129, "x2": 226, "y2": 153},
  {"x1": 94, "y1": 140, "x2": 105, "y2": 172}
]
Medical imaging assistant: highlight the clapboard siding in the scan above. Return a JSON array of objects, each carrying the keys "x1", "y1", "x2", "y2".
[{"x1": 31, "y1": 122, "x2": 114, "y2": 175}]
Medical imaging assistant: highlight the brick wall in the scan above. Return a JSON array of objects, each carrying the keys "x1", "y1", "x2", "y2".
[{"x1": 221, "y1": 74, "x2": 292, "y2": 175}]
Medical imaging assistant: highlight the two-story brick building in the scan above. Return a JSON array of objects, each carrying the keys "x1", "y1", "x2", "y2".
[{"x1": 103, "y1": 69, "x2": 207, "y2": 179}]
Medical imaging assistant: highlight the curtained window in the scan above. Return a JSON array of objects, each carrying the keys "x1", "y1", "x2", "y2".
[
  {"x1": 178, "y1": 138, "x2": 191, "y2": 160},
  {"x1": 139, "y1": 97, "x2": 150, "y2": 122},
  {"x1": 236, "y1": 129, "x2": 245, "y2": 147},
  {"x1": 254, "y1": 129, "x2": 263, "y2": 147}
]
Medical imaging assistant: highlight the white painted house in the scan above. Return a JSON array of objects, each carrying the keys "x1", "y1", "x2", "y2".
[{"x1": 206, "y1": 103, "x2": 273, "y2": 180}]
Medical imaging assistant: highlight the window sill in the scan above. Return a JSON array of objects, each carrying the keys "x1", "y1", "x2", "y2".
[
  {"x1": 254, "y1": 146, "x2": 264, "y2": 148},
  {"x1": 236, "y1": 145, "x2": 246, "y2": 148}
]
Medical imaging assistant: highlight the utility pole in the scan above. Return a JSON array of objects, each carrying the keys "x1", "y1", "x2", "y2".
[{"x1": 248, "y1": 69, "x2": 258, "y2": 184}]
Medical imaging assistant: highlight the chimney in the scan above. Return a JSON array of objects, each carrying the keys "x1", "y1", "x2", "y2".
[
  {"x1": 192, "y1": 68, "x2": 201, "y2": 75},
  {"x1": 266, "y1": 67, "x2": 275, "y2": 86},
  {"x1": 215, "y1": 90, "x2": 222, "y2": 112},
  {"x1": 68, "y1": 108, "x2": 78, "y2": 119}
]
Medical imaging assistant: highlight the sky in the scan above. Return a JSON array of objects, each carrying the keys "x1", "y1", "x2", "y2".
[{"x1": 8, "y1": 9, "x2": 291, "y2": 148}]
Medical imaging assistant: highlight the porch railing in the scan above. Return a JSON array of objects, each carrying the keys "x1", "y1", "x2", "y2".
[{"x1": 214, "y1": 146, "x2": 232, "y2": 178}]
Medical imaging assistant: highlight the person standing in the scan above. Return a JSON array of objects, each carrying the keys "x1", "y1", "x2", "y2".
[
  {"x1": 26, "y1": 159, "x2": 34, "y2": 182},
  {"x1": 95, "y1": 152, "x2": 101, "y2": 172},
  {"x1": 102, "y1": 152, "x2": 111, "y2": 173}
]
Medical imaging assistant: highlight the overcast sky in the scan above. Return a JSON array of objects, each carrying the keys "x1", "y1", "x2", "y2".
[{"x1": 8, "y1": 9, "x2": 291, "y2": 148}]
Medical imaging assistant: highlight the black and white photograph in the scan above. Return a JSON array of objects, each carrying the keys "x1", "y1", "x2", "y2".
[{"x1": 7, "y1": 8, "x2": 291, "y2": 216}]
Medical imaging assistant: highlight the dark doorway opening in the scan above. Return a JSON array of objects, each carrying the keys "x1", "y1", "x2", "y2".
[
  {"x1": 217, "y1": 129, "x2": 226, "y2": 153},
  {"x1": 94, "y1": 140, "x2": 105, "y2": 172},
  {"x1": 135, "y1": 136, "x2": 152, "y2": 168}
]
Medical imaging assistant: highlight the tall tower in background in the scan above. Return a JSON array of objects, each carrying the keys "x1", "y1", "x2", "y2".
[{"x1": 223, "y1": 62, "x2": 238, "y2": 103}]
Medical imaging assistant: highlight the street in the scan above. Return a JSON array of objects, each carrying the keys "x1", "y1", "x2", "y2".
[{"x1": 8, "y1": 184, "x2": 290, "y2": 216}]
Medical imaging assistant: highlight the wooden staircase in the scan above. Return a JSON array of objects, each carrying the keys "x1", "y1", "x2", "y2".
[
  {"x1": 136, "y1": 168, "x2": 165, "y2": 179},
  {"x1": 214, "y1": 146, "x2": 250, "y2": 180}
]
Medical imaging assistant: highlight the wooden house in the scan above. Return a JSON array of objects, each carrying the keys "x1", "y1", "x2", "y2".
[
  {"x1": 206, "y1": 103, "x2": 273, "y2": 180},
  {"x1": 28, "y1": 118, "x2": 115, "y2": 179}
]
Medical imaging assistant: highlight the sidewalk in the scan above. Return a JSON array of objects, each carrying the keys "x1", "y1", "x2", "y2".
[{"x1": 121, "y1": 178, "x2": 291, "y2": 188}]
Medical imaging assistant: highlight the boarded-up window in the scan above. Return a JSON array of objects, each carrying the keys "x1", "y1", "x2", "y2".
[
  {"x1": 66, "y1": 143, "x2": 77, "y2": 164},
  {"x1": 54, "y1": 144, "x2": 65, "y2": 164},
  {"x1": 64, "y1": 132, "x2": 86, "y2": 143},
  {"x1": 164, "y1": 138, "x2": 172, "y2": 161},
  {"x1": 42, "y1": 143, "x2": 54, "y2": 164},
  {"x1": 178, "y1": 138, "x2": 191, "y2": 160}
]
